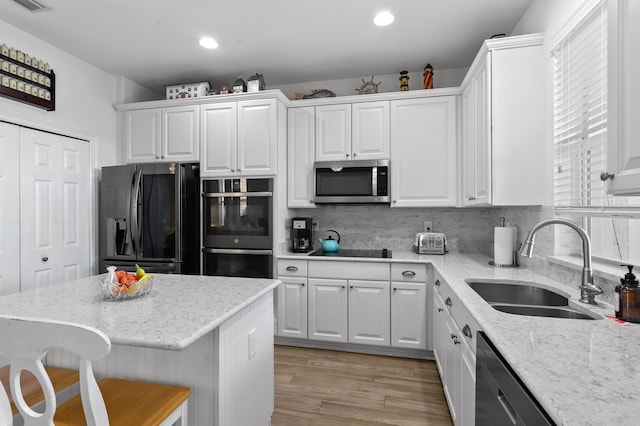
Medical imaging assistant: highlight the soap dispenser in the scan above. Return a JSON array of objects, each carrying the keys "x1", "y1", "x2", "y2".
[{"x1": 615, "y1": 264, "x2": 640, "y2": 322}]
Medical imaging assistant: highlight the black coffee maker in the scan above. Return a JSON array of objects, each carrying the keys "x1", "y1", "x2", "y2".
[{"x1": 291, "y1": 217, "x2": 313, "y2": 253}]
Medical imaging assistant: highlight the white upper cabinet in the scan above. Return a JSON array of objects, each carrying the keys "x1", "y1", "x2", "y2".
[
  {"x1": 315, "y1": 104, "x2": 352, "y2": 161},
  {"x1": 124, "y1": 105, "x2": 199, "y2": 164},
  {"x1": 201, "y1": 102, "x2": 237, "y2": 177},
  {"x1": 315, "y1": 102, "x2": 390, "y2": 162},
  {"x1": 124, "y1": 108, "x2": 161, "y2": 163},
  {"x1": 606, "y1": 0, "x2": 640, "y2": 195},
  {"x1": 461, "y1": 33, "x2": 544, "y2": 206},
  {"x1": 287, "y1": 106, "x2": 316, "y2": 208},
  {"x1": 462, "y1": 57, "x2": 491, "y2": 205},
  {"x1": 238, "y1": 99, "x2": 278, "y2": 176},
  {"x1": 201, "y1": 99, "x2": 277, "y2": 177},
  {"x1": 351, "y1": 101, "x2": 390, "y2": 160},
  {"x1": 390, "y1": 96, "x2": 458, "y2": 207}
]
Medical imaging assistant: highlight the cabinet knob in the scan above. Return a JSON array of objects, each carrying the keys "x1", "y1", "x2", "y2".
[
  {"x1": 342, "y1": 285, "x2": 346, "y2": 289},
  {"x1": 286, "y1": 266, "x2": 299, "y2": 272},
  {"x1": 435, "y1": 279, "x2": 440, "y2": 286},
  {"x1": 301, "y1": 283, "x2": 305, "y2": 287},
  {"x1": 393, "y1": 287, "x2": 397, "y2": 292},
  {"x1": 445, "y1": 297, "x2": 452, "y2": 306},
  {"x1": 155, "y1": 155, "x2": 160, "y2": 159},
  {"x1": 237, "y1": 168, "x2": 241, "y2": 172},
  {"x1": 402, "y1": 270, "x2": 416, "y2": 277},
  {"x1": 600, "y1": 171, "x2": 615, "y2": 181},
  {"x1": 353, "y1": 153, "x2": 357, "y2": 157},
  {"x1": 350, "y1": 285, "x2": 354, "y2": 289},
  {"x1": 42, "y1": 256, "x2": 48, "y2": 262},
  {"x1": 393, "y1": 200, "x2": 397, "y2": 204},
  {"x1": 230, "y1": 169, "x2": 235, "y2": 173},
  {"x1": 438, "y1": 308, "x2": 443, "y2": 313},
  {"x1": 345, "y1": 154, "x2": 349, "y2": 157},
  {"x1": 462, "y1": 324, "x2": 473, "y2": 339},
  {"x1": 468, "y1": 196, "x2": 476, "y2": 201}
]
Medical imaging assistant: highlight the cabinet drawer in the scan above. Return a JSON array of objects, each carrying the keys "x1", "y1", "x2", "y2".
[
  {"x1": 391, "y1": 263, "x2": 427, "y2": 282},
  {"x1": 308, "y1": 261, "x2": 390, "y2": 280},
  {"x1": 434, "y1": 271, "x2": 480, "y2": 353},
  {"x1": 277, "y1": 259, "x2": 307, "y2": 276}
]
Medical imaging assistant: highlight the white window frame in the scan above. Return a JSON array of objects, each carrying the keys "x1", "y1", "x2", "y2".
[{"x1": 551, "y1": 0, "x2": 640, "y2": 266}]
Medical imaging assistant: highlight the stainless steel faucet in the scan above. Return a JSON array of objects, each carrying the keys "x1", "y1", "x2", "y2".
[{"x1": 518, "y1": 218, "x2": 603, "y2": 305}]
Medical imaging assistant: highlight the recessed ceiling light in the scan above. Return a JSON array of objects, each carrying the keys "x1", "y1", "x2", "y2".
[
  {"x1": 199, "y1": 37, "x2": 219, "y2": 49},
  {"x1": 373, "y1": 11, "x2": 394, "y2": 27}
]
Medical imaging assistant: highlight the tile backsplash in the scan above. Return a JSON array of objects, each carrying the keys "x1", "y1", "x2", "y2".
[
  {"x1": 296, "y1": 205, "x2": 505, "y2": 254},
  {"x1": 295, "y1": 204, "x2": 620, "y2": 305}
]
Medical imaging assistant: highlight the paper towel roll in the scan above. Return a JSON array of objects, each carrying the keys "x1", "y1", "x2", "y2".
[{"x1": 494, "y1": 227, "x2": 516, "y2": 265}]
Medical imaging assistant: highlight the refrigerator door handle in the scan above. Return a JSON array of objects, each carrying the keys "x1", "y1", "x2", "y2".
[{"x1": 130, "y1": 169, "x2": 142, "y2": 255}]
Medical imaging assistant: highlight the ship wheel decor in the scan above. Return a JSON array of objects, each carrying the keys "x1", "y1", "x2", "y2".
[{"x1": 356, "y1": 76, "x2": 382, "y2": 95}]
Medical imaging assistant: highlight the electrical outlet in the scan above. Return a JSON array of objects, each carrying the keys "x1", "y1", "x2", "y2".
[{"x1": 423, "y1": 220, "x2": 433, "y2": 232}]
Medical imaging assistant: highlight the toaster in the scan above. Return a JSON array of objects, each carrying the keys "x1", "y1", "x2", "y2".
[{"x1": 413, "y1": 232, "x2": 447, "y2": 255}]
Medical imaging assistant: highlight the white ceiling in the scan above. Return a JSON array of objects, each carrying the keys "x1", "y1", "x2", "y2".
[{"x1": 0, "y1": 0, "x2": 533, "y2": 94}]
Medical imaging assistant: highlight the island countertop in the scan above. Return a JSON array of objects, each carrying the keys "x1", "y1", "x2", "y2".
[{"x1": 0, "y1": 274, "x2": 281, "y2": 351}]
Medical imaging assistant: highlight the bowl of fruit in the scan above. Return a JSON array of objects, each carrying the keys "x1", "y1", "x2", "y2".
[{"x1": 102, "y1": 264, "x2": 153, "y2": 300}]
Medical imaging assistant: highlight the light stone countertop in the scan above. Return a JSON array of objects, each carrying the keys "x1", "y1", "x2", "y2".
[
  {"x1": 0, "y1": 274, "x2": 281, "y2": 351},
  {"x1": 278, "y1": 251, "x2": 639, "y2": 426}
]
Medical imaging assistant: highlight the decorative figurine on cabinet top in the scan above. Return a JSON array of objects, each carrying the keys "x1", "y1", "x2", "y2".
[
  {"x1": 423, "y1": 63, "x2": 434, "y2": 90},
  {"x1": 355, "y1": 75, "x2": 382, "y2": 95},
  {"x1": 247, "y1": 73, "x2": 265, "y2": 92},
  {"x1": 399, "y1": 71, "x2": 409, "y2": 91}
]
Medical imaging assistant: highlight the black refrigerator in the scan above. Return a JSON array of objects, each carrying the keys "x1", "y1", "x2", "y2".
[{"x1": 98, "y1": 163, "x2": 200, "y2": 274}]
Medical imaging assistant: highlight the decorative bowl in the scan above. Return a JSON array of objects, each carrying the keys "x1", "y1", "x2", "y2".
[{"x1": 101, "y1": 274, "x2": 153, "y2": 300}]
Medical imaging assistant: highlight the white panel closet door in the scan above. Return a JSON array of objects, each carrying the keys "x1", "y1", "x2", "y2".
[
  {"x1": 0, "y1": 123, "x2": 20, "y2": 295},
  {"x1": 19, "y1": 128, "x2": 90, "y2": 291}
]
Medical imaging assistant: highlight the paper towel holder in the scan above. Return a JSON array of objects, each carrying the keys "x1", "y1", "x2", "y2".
[{"x1": 489, "y1": 259, "x2": 519, "y2": 267}]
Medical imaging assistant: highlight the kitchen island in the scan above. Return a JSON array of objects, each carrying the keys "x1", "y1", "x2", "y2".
[{"x1": 0, "y1": 274, "x2": 281, "y2": 426}]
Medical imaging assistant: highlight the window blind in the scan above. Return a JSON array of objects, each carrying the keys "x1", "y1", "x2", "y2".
[{"x1": 552, "y1": 2, "x2": 609, "y2": 208}]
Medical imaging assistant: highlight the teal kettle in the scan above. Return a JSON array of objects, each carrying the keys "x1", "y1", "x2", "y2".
[{"x1": 319, "y1": 230, "x2": 341, "y2": 252}]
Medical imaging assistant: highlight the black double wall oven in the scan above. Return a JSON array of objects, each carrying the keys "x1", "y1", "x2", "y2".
[{"x1": 202, "y1": 178, "x2": 273, "y2": 278}]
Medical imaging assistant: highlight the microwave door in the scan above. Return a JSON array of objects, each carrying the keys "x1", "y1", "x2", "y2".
[
  {"x1": 99, "y1": 164, "x2": 137, "y2": 262},
  {"x1": 136, "y1": 163, "x2": 182, "y2": 263}
]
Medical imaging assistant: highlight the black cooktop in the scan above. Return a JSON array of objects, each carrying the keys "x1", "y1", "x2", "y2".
[{"x1": 309, "y1": 248, "x2": 392, "y2": 259}]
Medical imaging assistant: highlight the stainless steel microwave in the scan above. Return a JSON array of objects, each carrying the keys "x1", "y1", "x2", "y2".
[{"x1": 314, "y1": 159, "x2": 390, "y2": 204}]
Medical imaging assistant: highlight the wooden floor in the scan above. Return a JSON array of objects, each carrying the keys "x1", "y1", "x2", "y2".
[{"x1": 272, "y1": 345, "x2": 453, "y2": 426}]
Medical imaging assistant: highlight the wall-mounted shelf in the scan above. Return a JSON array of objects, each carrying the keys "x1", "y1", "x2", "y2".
[{"x1": 0, "y1": 51, "x2": 55, "y2": 111}]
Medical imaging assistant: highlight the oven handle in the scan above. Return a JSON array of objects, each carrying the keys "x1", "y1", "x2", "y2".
[
  {"x1": 202, "y1": 248, "x2": 273, "y2": 255},
  {"x1": 202, "y1": 191, "x2": 273, "y2": 198}
]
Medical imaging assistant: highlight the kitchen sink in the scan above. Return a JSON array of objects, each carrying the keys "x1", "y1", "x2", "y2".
[
  {"x1": 491, "y1": 304, "x2": 598, "y2": 320},
  {"x1": 465, "y1": 279, "x2": 601, "y2": 320},
  {"x1": 466, "y1": 280, "x2": 569, "y2": 306}
]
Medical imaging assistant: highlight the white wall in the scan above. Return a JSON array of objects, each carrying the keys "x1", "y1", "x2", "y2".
[
  {"x1": 0, "y1": 19, "x2": 119, "y2": 166},
  {"x1": 0, "y1": 18, "x2": 124, "y2": 274}
]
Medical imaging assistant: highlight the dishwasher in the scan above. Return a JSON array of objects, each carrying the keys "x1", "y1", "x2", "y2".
[{"x1": 476, "y1": 332, "x2": 555, "y2": 425}]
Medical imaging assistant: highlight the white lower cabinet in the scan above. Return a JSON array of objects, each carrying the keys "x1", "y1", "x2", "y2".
[
  {"x1": 391, "y1": 263, "x2": 429, "y2": 350},
  {"x1": 277, "y1": 259, "x2": 431, "y2": 352},
  {"x1": 433, "y1": 273, "x2": 478, "y2": 426},
  {"x1": 277, "y1": 277, "x2": 308, "y2": 339},
  {"x1": 276, "y1": 259, "x2": 308, "y2": 339},
  {"x1": 308, "y1": 278, "x2": 348, "y2": 343},
  {"x1": 348, "y1": 280, "x2": 390, "y2": 346}
]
